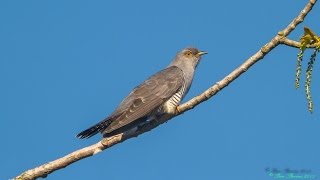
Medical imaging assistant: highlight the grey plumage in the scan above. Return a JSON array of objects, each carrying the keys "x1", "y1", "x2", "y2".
[{"x1": 77, "y1": 47, "x2": 207, "y2": 139}]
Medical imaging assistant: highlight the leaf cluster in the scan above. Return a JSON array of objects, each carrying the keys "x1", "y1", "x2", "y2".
[{"x1": 295, "y1": 27, "x2": 320, "y2": 112}]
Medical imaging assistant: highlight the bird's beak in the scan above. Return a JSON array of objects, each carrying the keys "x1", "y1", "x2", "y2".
[{"x1": 197, "y1": 51, "x2": 208, "y2": 56}]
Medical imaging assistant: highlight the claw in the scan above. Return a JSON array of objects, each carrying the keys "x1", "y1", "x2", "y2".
[{"x1": 176, "y1": 106, "x2": 181, "y2": 114}]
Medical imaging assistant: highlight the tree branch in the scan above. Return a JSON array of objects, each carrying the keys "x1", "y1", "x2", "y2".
[
  {"x1": 280, "y1": 37, "x2": 318, "y2": 48},
  {"x1": 14, "y1": 0, "x2": 317, "y2": 179}
]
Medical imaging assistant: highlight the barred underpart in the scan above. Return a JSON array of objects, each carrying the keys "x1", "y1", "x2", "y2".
[{"x1": 162, "y1": 83, "x2": 186, "y2": 114}]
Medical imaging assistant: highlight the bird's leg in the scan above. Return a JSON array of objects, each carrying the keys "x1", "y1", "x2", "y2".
[{"x1": 176, "y1": 106, "x2": 181, "y2": 115}]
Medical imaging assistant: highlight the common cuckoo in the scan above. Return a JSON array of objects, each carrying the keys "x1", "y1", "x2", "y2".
[{"x1": 77, "y1": 47, "x2": 207, "y2": 139}]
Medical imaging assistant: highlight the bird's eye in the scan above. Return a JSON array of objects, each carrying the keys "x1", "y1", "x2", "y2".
[{"x1": 184, "y1": 51, "x2": 192, "y2": 57}]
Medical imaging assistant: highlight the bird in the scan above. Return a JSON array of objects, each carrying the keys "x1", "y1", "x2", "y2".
[{"x1": 77, "y1": 47, "x2": 207, "y2": 139}]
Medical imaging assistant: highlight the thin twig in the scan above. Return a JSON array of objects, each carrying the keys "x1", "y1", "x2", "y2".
[
  {"x1": 280, "y1": 37, "x2": 318, "y2": 48},
  {"x1": 14, "y1": 0, "x2": 317, "y2": 179}
]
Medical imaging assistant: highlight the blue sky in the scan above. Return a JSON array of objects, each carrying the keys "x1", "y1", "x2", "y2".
[{"x1": 1, "y1": 1, "x2": 320, "y2": 180}]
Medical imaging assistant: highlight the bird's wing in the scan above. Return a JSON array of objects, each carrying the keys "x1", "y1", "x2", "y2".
[{"x1": 105, "y1": 66, "x2": 184, "y2": 133}]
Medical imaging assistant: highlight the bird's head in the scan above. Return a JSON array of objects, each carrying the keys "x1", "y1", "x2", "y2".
[{"x1": 172, "y1": 47, "x2": 208, "y2": 69}]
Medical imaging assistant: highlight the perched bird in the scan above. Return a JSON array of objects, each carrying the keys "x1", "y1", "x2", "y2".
[{"x1": 77, "y1": 47, "x2": 207, "y2": 139}]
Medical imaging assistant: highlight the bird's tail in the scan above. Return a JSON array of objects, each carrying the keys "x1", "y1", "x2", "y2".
[{"x1": 76, "y1": 116, "x2": 115, "y2": 139}]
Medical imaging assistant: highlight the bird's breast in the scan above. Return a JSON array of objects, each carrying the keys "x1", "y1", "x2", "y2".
[{"x1": 161, "y1": 84, "x2": 186, "y2": 115}]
